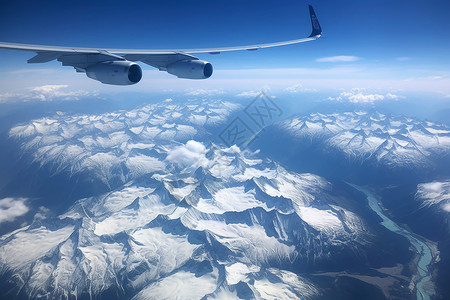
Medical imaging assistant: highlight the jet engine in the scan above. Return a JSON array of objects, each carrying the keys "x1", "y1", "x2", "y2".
[
  {"x1": 86, "y1": 61, "x2": 142, "y2": 85},
  {"x1": 166, "y1": 60, "x2": 213, "y2": 79}
]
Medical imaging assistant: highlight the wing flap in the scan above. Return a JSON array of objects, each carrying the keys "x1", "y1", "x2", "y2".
[
  {"x1": 28, "y1": 51, "x2": 63, "y2": 63},
  {"x1": 57, "y1": 53, "x2": 125, "y2": 70}
]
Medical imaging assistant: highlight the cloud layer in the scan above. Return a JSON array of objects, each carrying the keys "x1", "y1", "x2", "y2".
[
  {"x1": 166, "y1": 140, "x2": 209, "y2": 169},
  {"x1": 316, "y1": 56, "x2": 361, "y2": 63},
  {"x1": 0, "y1": 197, "x2": 29, "y2": 223},
  {"x1": 416, "y1": 180, "x2": 450, "y2": 212},
  {"x1": 328, "y1": 88, "x2": 403, "y2": 104},
  {"x1": 0, "y1": 85, "x2": 95, "y2": 103}
]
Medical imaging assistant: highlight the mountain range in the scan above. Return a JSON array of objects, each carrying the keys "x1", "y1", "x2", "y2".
[{"x1": 277, "y1": 111, "x2": 450, "y2": 169}]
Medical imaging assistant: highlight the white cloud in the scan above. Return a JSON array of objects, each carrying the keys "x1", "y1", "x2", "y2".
[
  {"x1": 30, "y1": 85, "x2": 93, "y2": 101},
  {"x1": 396, "y1": 57, "x2": 412, "y2": 61},
  {"x1": 443, "y1": 203, "x2": 450, "y2": 212},
  {"x1": 385, "y1": 93, "x2": 402, "y2": 100},
  {"x1": 421, "y1": 182, "x2": 443, "y2": 194},
  {"x1": 341, "y1": 91, "x2": 384, "y2": 103},
  {"x1": 236, "y1": 91, "x2": 260, "y2": 98},
  {"x1": 166, "y1": 140, "x2": 209, "y2": 169},
  {"x1": 33, "y1": 206, "x2": 51, "y2": 221},
  {"x1": 328, "y1": 88, "x2": 404, "y2": 104},
  {"x1": 416, "y1": 180, "x2": 450, "y2": 212},
  {"x1": 316, "y1": 56, "x2": 361, "y2": 63},
  {"x1": 0, "y1": 197, "x2": 29, "y2": 223},
  {"x1": 236, "y1": 86, "x2": 271, "y2": 98},
  {"x1": 285, "y1": 83, "x2": 317, "y2": 93},
  {"x1": 185, "y1": 88, "x2": 224, "y2": 96},
  {"x1": 0, "y1": 85, "x2": 96, "y2": 103}
]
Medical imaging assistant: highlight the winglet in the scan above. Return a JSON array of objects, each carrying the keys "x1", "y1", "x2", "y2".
[{"x1": 308, "y1": 5, "x2": 322, "y2": 38}]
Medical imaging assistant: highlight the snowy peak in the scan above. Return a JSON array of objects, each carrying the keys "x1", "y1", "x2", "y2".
[
  {"x1": 416, "y1": 180, "x2": 450, "y2": 212},
  {"x1": 0, "y1": 142, "x2": 367, "y2": 299},
  {"x1": 279, "y1": 111, "x2": 450, "y2": 168},
  {"x1": 8, "y1": 100, "x2": 239, "y2": 186}
]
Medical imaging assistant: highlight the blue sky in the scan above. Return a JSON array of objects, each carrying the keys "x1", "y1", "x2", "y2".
[{"x1": 0, "y1": 0, "x2": 450, "y2": 99}]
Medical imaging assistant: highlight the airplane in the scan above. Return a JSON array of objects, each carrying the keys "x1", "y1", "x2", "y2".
[{"x1": 0, "y1": 5, "x2": 321, "y2": 86}]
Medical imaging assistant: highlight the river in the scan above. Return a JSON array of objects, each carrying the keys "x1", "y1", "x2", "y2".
[{"x1": 348, "y1": 183, "x2": 433, "y2": 300}]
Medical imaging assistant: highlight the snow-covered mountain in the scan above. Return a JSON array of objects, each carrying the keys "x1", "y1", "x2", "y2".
[
  {"x1": 4, "y1": 101, "x2": 432, "y2": 298},
  {"x1": 0, "y1": 141, "x2": 367, "y2": 299},
  {"x1": 0, "y1": 100, "x2": 377, "y2": 299},
  {"x1": 8, "y1": 99, "x2": 239, "y2": 187},
  {"x1": 414, "y1": 180, "x2": 450, "y2": 237},
  {"x1": 278, "y1": 111, "x2": 450, "y2": 169},
  {"x1": 416, "y1": 180, "x2": 450, "y2": 212}
]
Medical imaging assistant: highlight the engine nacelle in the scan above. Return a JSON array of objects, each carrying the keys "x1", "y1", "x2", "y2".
[
  {"x1": 166, "y1": 60, "x2": 213, "y2": 79},
  {"x1": 86, "y1": 61, "x2": 142, "y2": 85}
]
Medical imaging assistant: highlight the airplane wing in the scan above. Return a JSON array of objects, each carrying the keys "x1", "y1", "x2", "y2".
[{"x1": 0, "y1": 5, "x2": 322, "y2": 85}]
